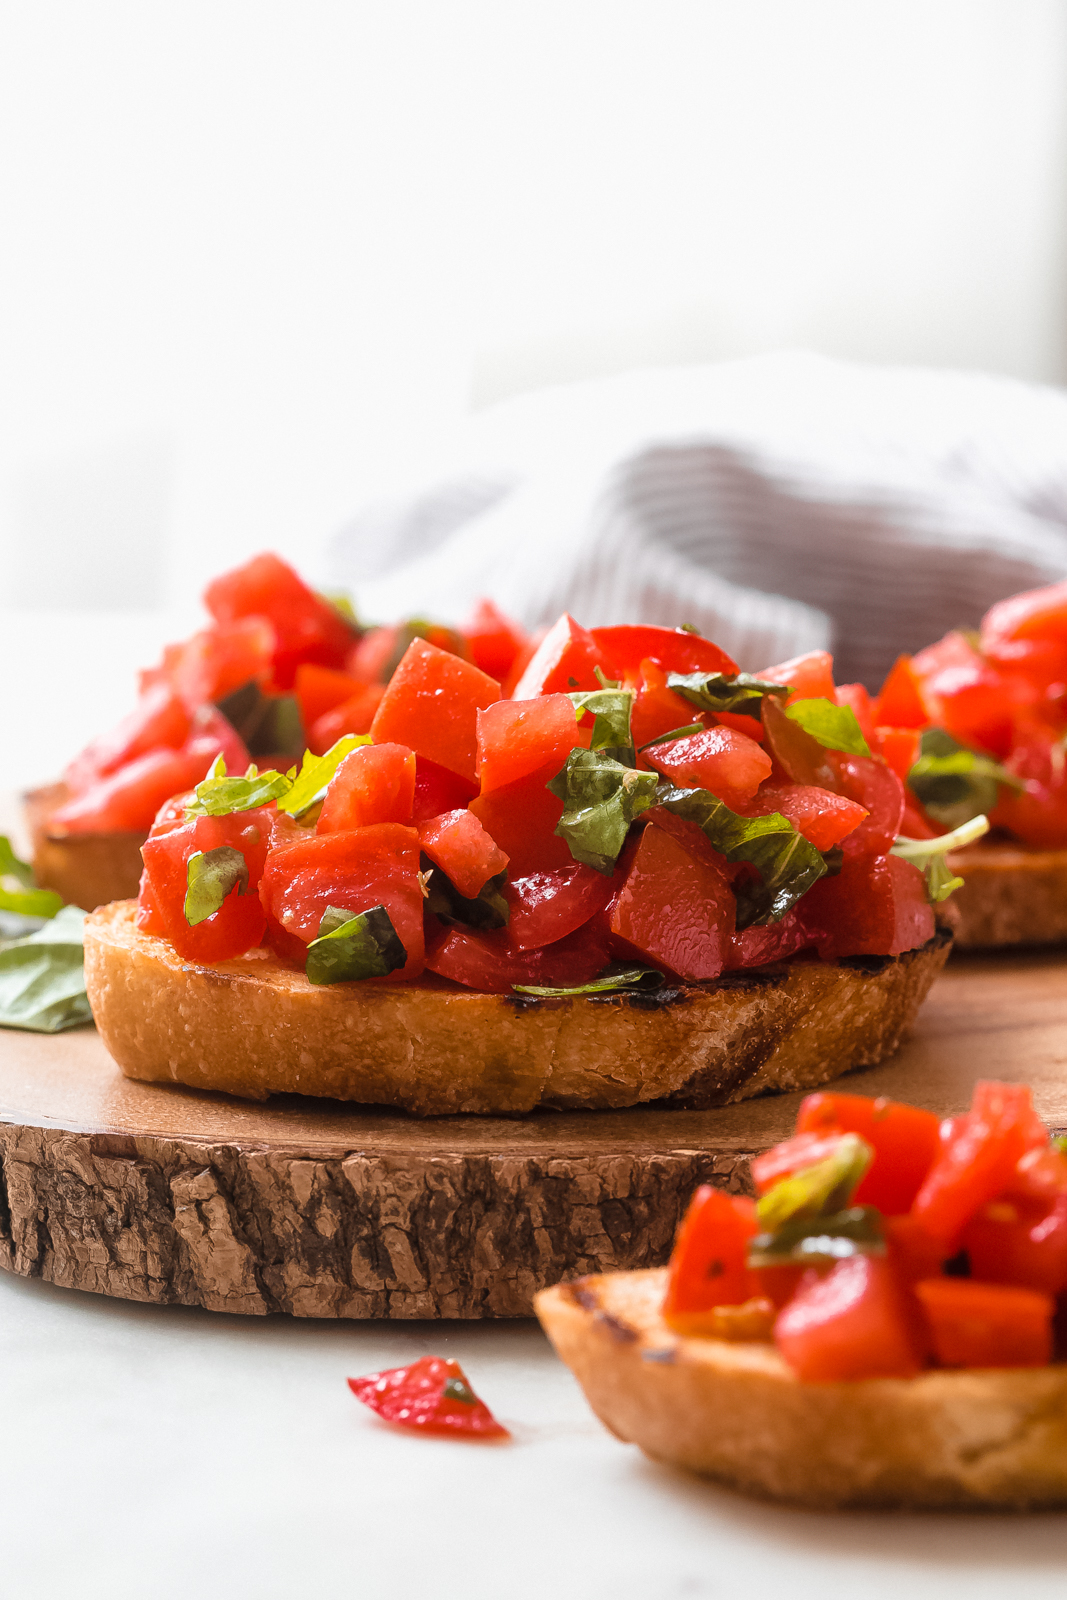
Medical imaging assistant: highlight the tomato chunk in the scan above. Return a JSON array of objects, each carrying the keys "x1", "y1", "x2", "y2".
[
  {"x1": 425, "y1": 921, "x2": 607, "y2": 993},
  {"x1": 609, "y1": 822, "x2": 733, "y2": 981},
  {"x1": 64, "y1": 683, "x2": 191, "y2": 792},
  {"x1": 831, "y1": 754, "x2": 905, "y2": 858},
  {"x1": 774, "y1": 1256, "x2": 923, "y2": 1381},
  {"x1": 51, "y1": 736, "x2": 244, "y2": 837},
  {"x1": 911, "y1": 632, "x2": 1016, "y2": 758},
  {"x1": 912, "y1": 1081, "x2": 1048, "y2": 1247},
  {"x1": 505, "y1": 863, "x2": 615, "y2": 950},
  {"x1": 418, "y1": 809, "x2": 509, "y2": 899},
  {"x1": 645, "y1": 727, "x2": 771, "y2": 810},
  {"x1": 756, "y1": 650, "x2": 836, "y2": 704},
  {"x1": 800, "y1": 851, "x2": 934, "y2": 959},
  {"x1": 204, "y1": 552, "x2": 355, "y2": 686},
  {"x1": 140, "y1": 806, "x2": 273, "y2": 961},
  {"x1": 628, "y1": 659, "x2": 706, "y2": 754},
  {"x1": 591, "y1": 625, "x2": 737, "y2": 679},
  {"x1": 295, "y1": 663, "x2": 366, "y2": 730},
  {"x1": 914, "y1": 1278, "x2": 1053, "y2": 1368},
  {"x1": 348, "y1": 1356, "x2": 509, "y2": 1438},
  {"x1": 317, "y1": 744, "x2": 416, "y2": 832},
  {"x1": 412, "y1": 757, "x2": 478, "y2": 823},
  {"x1": 476, "y1": 694, "x2": 579, "y2": 794},
  {"x1": 873, "y1": 654, "x2": 928, "y2": 729},
  {"x1": 834, "y1": 683, "x2": 874, "y2": 742},
  {"x1": 370, "y1": 638, "x2": 500, "y2": 784},
  {"x1": 750, "y1": 1130, "x2": 852, "y2": 1196},
  {"x1": 795, "y1": 1092, "x2": 942, "y2": 1215},
  {"x1": 962, "y1": 1194, "x2": 1067, "y2": 1297},
  {"x1": 869, "y1": 726, "x2": 920, "y2": 785},
  {"x1": 169, "y1": 616, "x2": 278, "y2": 709},
  {"x1": 721, "y1": 908, "x2": 812, "y2": 970},
  {"x1": 308, "y1": 685, "x2": 385, "y2": 755},
  {"x1": 743, "y1": 783, "x2": 868, "y2": 850},
  {"x1": 980, "y1": 577, "x2": 1067, "y2": 650},
  {"x1": 469, "y1": 763, "x2": 573, "y2": 876},
  {"x1": 510, "y1": 613, "x2": 605, "y2": 697},
  {"x1": 462, "y1": 598, "x2": 529, "y2": 682},
  {"x1": 661, "y1": 1187, "x2": 759, "y2": 1333}
]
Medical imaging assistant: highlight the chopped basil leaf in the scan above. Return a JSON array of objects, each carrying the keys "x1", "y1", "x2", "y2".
[
  {"x1": 748, "y1": 1207, "x2": 885, "y2": 1268},
  {"x1": 213, "y1": 680, "x2": 305, "y2": 759},
  {"x1": 667, "y1": 671, "x2": 789, "y2": 721},
  {"x1": 441, "y1": 1376, "x2": 477, "y2": 1406},
  {"x1": 184, "y1": 758, "x2": 292, "y2": 818},
  {"x1": 907, "y1": 728, "x2": 1024, "y2": 829},
  {"x1": 184, "y1": 846, "x2": 249, "y2": 926},
  {"x1": 0, "y1": 835, "x2": 63, "y2": 920},
  {"x1": 756, "y1": 1133, "x2": 874, "y2": 1231},
  {"x1": 0, "y1": 906, "x2": 92, "y2": 1033},
  {"x1": 593, "y1": 665, "x2": 621, "y2": 690},
  {"x1": 422, "y1": 856, "x2": 509, "y2": 931},
  {"x1": 569, "y1": 688, "x2": 636, "y2": 765},
  {"x1": 548, "y1": 749, "x2": 658, "y2": 875},
  {"x1": 512, "y1": 964, "x2": 664, "y2": 997},
  {"x1": 305, "y1": 903, "x2": 407, "y2": 984},
  {"x1": 278, "y1": 736, "x2": 370, "y2": 817},
  {"x1": 890, "y1": 813, "x2": 990, "y2": 903},
  {"x1": 784, "y1": 698, "x2": 871, "y2": 756},
  {"x1": 653, "y1": 784, "x2": 828, "y2": 928},
  {"x1": 637, "y1": 723, "x2": 704, "y2": 753}
]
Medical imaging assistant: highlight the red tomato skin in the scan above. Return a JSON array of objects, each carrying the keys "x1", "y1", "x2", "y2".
[
  {"x1": 259, "y1": 824, "x2": 425, "y2": 979},
  {"x1": 500, "y1": 631, "x2": 546, "y2": 698},
  {"x1": 347, "y1": 626, "x2": 400, "y2": 684},
  {"x1": 64, "y1": 683, "x2": 191, "y2": 793},
  {"x1": 912, "y1": 1081, "x2": 1048, "y2": 1248},
  {"x1": 831, "y1": 755, "x2": 905, "y2": 858},
  {"x1": 645, "y1": 727, "x2": 772, "y2": 810},
  {"x1": 295, "y1": 663, "x2": 366, "y2": 730},
  {"x1": 317, "y1": 744, "x2": 416, "y2": 833},
  {"x1": 721, "y1": 907, "x2": 812, "y2": 970},
  {"x1": 134, "y1": 867, "x2": 168, "y2": 935},
  {"x1": 914, "y1": 1278, "x2": 1053, "y2": 1368},
  {"x1": 743, "y1": 782, "x2": 868, "y2": 850},
  {"x1": 169, "y1": 616, "x2": 277, "y2": 709},
  {"x1": 774, "y1": 1256, "x2": 924, "y2": 1381},
  {"x1": 873, "y1": 655, "x2": 928, "y2": 729},
  {"x1": 911, "y1": 632, "x2": 1016, "y2": 758},
  {"x1": 884, "y1": 1214, "x2": 946, "y2": 1286},
  {"x1": 751, "y1": 1131, "x2": 852, "y2": 1196},
  {"x1": 204, "y1": 552, "x2": 354, "y2": 685},
  {"x1": 1005, "y1": 1143, "x2": 1067, "y2": 1207},
  {"x1": 462, "y1": 598, "x2": 529, "y2": 682},
  {"x1": 468, "y1": 763, "x2": 573, "y2": 876},
  {"x1": 50, "y1": 738, "x2": 244, "y2": 837},
  {"x1": 757, "y1": 650, "x2": 836, "y2": 704},
  {"x1": 980, "y1": 578, "x2": 1067, "y2": 650},
  {"x1": 347, "y1": 1356, "x2": 509, "y2": 1438},
  {"x1": 418, "y1": 809, "x2": 509, "y2": 900},
  {"x1": 628, "y1": 659, "x2": 707, "y2": 756},
  {"x1": 591, "y1": 625, "x2": 738, "y2": 680},
  {"x1": 870, "y1": 726, "x2": 921, "y2": 786},
  {"x1": 425, "y1": 920, "x2": 607, "y2": 993},
  {"x1": 411, "y1": 757, "x2": 478, "y2": 823},
  {"x1": 476, "y1": 694, "x2": 579, "y2": 794},
  {"x1": 800, "y1": 852, "x2": 934, "y2": 960},
  {"x1": 184, "y1": 706, "x2": 251, "y2": 776},
  {"x1": 962, "y1": 1194, "x2": 1067, "y2": 1296},
  {"x1": 504, "y1": 863, "x2": 616, "y2": 950},
  {"x1": 835, "y1": 683, "x2": 875, "y2": 742},
  {"x1": 609, "y1": 822, "x2": 733, "y2": 982},
  {"x1": 901, "y1": 799, "x2": 941, "y2": 839},
  {"x1": 991, "y1": 730, "x2": 1067, "y2": 849},
  {"x1": 140, "y1": 807, "x2": 273, "y2": 961},
  {"x1": 662, "y1": 1187, "x2": 759, "y2": 1325},
  {"x1": 370, "y1": 638, "x2": 501, "y2": 784},
  {"x1": 308, "y1": 685, "x2": 385, "y2": 754},
  {"x1": 795, "y1": 1092, "x2": 943, "y2": 1215},
  {"x1": 510, "y1": 613, "x2": 605, "y2": 697}
]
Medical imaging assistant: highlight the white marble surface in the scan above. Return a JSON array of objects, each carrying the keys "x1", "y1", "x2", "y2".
[{"x1": 1, "y1": 1268, "x2": 1065, "y2": 1600}]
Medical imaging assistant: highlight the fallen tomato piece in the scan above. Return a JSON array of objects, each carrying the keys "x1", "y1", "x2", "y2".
[{"x1": 348, "y1": 1356, "x2": 509, "y2": 1438}]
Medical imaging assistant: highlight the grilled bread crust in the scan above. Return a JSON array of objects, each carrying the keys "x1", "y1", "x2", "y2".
[
  {"x1": 535, "y1": 1269, "x2": 1067, "y2": 1510},
  {"x1": 949, "y1": 839, "x2": 1067, "y2": 949},
  {"x1": 24, "y1": 783, "x2": 145, "y2": 912}
]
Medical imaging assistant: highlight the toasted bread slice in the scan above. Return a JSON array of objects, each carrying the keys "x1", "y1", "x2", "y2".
[
  {"x1": 24, "y1": 783, "x2": 145, "y2": 912},
  {"x1": 535, "y1": 1269, "x2": 1067, "y2": 1510},
  {"x1": 949, "y1": 839, "x2": 1067, "y2": 949},
  {"x1": 83, "y1": 902, "x2": 949, "y2": 1115}
]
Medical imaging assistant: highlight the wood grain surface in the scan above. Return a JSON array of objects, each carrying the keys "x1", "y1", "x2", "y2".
[{"x1": 0, "y1": 950, "x2": 1064, "y2": 1319}]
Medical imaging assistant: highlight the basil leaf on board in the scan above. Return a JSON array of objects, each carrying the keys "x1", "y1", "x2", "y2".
[
  {"x1": 184, "y1": 757, "x2": 293, "y2": 818},
  {"x1": 548, "y1": 749, "x2": 659, "y2": 875},
  {"x1": 213, "y1": 680, "x2": 305, "y2": 760},
  {"x1": 756, "y1": 1133, "x2": 874, "y2": 1231},
  {"x1": 0, "y1": 906, "x2": 92, "y2": 1033},
  {"x1": 890, "y1": 813, "x2": 990, "y2": 903},
  {"x1": 569, "y1": 688, "x2": 636, "y2": 765},
  {"x1": 0, "y1": 835, "x2": 63, "y2": 920},
  {"x1": 667, "y1": 671, "x2": 789, "y2": 721},
  {"x1": 748, "y1": 1207, "x2": 885, "y2": 1269},
  {"x1": 653, "y1": 784, "x2": 828, "y2": 928},
  {"x1": 305, "y1": 903, "x2": 407, "y2": 984},
  {"x1": 422, "y1": 857, "x2": 509, "y2": 931},
  {"x1": 278, "y1": 736, "x2": 370, "y2": 817},
  {"x1": 784, "y1": 698, "x2": 871, "y2": 757},
  {"x1": 184, "y1": 846, "x2": 249, "y2": 926},
  {"x1": 513, "y1": 965, "x2": 664, "y2": 997},
  {"x1": 636, "y1": 723, "x2": 703, "y2": 753},
  {"x1": 907, "y1": 727, "x2": 1024, "y2": 830}
]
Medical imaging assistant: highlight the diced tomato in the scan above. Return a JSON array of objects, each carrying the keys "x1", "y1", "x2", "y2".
[
  {"x1": 462, "y1": 598, "x2": 529, "y2": 682},
  {"x1": 800, "y1": 851, "x2": 934, "y2": 960},
  {"x1": 645, "y1": 727, "x2": 772, "y2": 810},
  {"x1": 628, "y1": 659, "x2": 706, "y2": 755},
  {"x1": 425, "y1": 920, "x2": 608, "y2": 993},
  {"x1": 64, "y1": 683, "x2": 191, "y2": 793},
  {"x1": 259, "y1": 824, "x2": 425, "y2": 979},
  {"x1": 50, "y1": 737, "x2": 244, "y2": 837},
  {"x1": 760, "y1": 696, "x2": 840, "y2": 790},
  {"x1": 911, "y1": 1081, "x2": 1048, "y2": 1247},
  {"x1": 661, "y1": 1187, "x2": 759, "y2": 1332},
  {"x1": 753, "y1": 1264, "x2": 813, "y2": 1310},
  {"x1": 510, "y1": 613, "x2": 605, "y2": 697},
  {"x1": 980, "y1": 578, "x2": 1067, "y2": 650},
  {"x1": 184, "y1": 705, "x2": 252, "y2": 775},
  {"x1": 370, "y1": 638, "x2": 500, "y2": 784},
  {"x1": 834, "y1": 683, "x2": 874, "y2": 743},
  {"x1": 831, "y1": 754, "x2": 906, "y2": 858},
  {"x1": 774, "y1": 1255, "x2": 923, "y2": 1381},
  {"x1": 721, "y1": 907, "x2": 812, "y2": 970},
  {"x1": 412, "y1": 757, "x2": 478, "y2": 823},
  {"x1": 347, "y1": 625, "x2": 401, "y2": 684},
  {"x1": 295, "y1": 663, "x2": 367, "y2": 731},
  {"x1": 914, "y1": 1278, "x2": 1053, "y2": 1368},
  {"x1": 751, "y1": 1130, "x2": 853, "y2": 1196},
  {"x1": 134, "y1": 866, "x2": 167, "y2": 935},
  {"x1": 911, "y1": 632, "x2": 1016, "y2": 758},
  {"x1": 1005, "y1": 1143, "x2": 1067, "y2": 1207},
  {"x1": 869, "y1": 726, "x2": 920, "y2": 786},
  {"x1": 476, "y1": 694, "x2": 579, "y2": 794},
  {"x1": 962, "y1": 1193, "x2": 1067, "y2": 1296},
  {"x1": 743, "y1": 782, "x2": 868, "y2": 851},
  {"x1": 883, "y1": 1214, "x2": 946, "y2": 1285},
  {"x1": 901, "y1": 798, "x2": 941, "y2": 839},
  {"x1": 608, "y1": 822, "x2": 734, "y2": 982},
  {"x1": 982, "y1": 636, "x2": 1067, "y2": 691},
  {"x1": 591, "y1": 625, "x2": 738, "y2": 680},
  {"x1": 317, "y1": 744, "x2": 416, "y2": 832},
  {"x1": 140, "y1": 806, "x2": 273, "y2": 961},
  {"x1": 308, "y1": 685, "x2": 385, "y2": 755},
  {"x1": 418, "y1": 809, "x2": 509, "y2": 899},
  {"x1": 757, "y1": 650, "x2": 836, "y2": 705},
  {"x1": 348, "y1": 1356, "x2": 509, "y2": 1438},
  {"x1": 168, "y1": 616, "x2": 277, "y2": 709},
  {"x1": 795, "y1": 1092, "x2": 942, "y2": 1215},
  {"x1": 991, "y1": 728, "x2": 1067, "y2": 849},
  {"x1": 505, "y1": 863, "x2": 616, "y2": 950},
  {"x1": 501, "y1": 630, "x2": 546, "y2": 699},
  {"x1": 469, "y1": 763, "x2": 573, "y2": 876},
  {"x1": 873, "y1": 655, "x2": 928, "y2": 729},
  {"x1": 204, "y1": 552, "x2": 355, "y2": 686}
]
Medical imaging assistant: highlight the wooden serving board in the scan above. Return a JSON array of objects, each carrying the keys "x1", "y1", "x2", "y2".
[{"x1": 1, "y1": 950, "x2": 1065, "y2": 1320}]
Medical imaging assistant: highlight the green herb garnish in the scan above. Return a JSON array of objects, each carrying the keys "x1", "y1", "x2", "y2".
[
  {"x1": 756, "y1": 1133, "x2": 874, "y2": 1231},
  {"x1": 637, "y1": 723, "x2": 704, "y2": 753},
  {"x1": 0, "y1": 836, "x2": 63, "y2": 920},
  {"x1": 907, "y1": 728, "x2": 1024, "y2": 830},
  {"x1": 890, "y1": 813, "x2": 990, "y2": 902},
  {"x1": 667, "y1": 671, "x2": 789, "y2": 721},
  {"x1": 184, "y1": 846, "x2": 250, "y2": 926},
  {"x1": 748, "y1": 1207, "x2": 885, "y2": 1268},
  {"x1": 184, "y1": 756, "x2": 292, "y2": 819},
  {"x1": 305, "y1": 904, "x2": 407, "y2": 984},
  {"x1": 0, "y1": 906, "x2": 92, "y2": 1033},
  {"x1": 513, "y1": 965, "x2": 664, "y2": 997},
  {"x1": 548, "y1": 749, "x2": 658, "y2": 875},
  {"x1": 278, "y1": 736, "x2": 370, "y2": 817},
  {"x1": 213, "y1": 680, "x2": 305, "y2": 760},
  {"x1": 569, "y1": 688, "x2": 636, "y2": 765},
  {"x1": 784, "y1": 698, "x2": 871, "y2": 757},
  {"x1": 423, "y1": 858, "x2": 509, "y2": 931}
]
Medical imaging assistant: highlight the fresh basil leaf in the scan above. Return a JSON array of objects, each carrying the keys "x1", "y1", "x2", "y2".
[
  {"x1": 548, "y1": 749, "x2": 658, "y2": 875},
  {"x1": 421, "y1": 855, "x2": 510, "y2": 931},
  {"x1": 213, "y1": 680, "x2": 305, "y2": 759},
  {"x1": 512, "y1": 964, "x2": 664, "y2": 997},
  {"x1": 653, "y1": 784, "x2": 828, "y2": 928},
  {"x1": 278, "y1": 736, "x2": 370, "y2": 817},
  {"x1": 784, "y1": 698, "x2": 871, "y2": 756},
  {"x1": 907, "y1": 727, "x2": 1024, "y2": 829},
  {"x1": 0, "y1": 835, "x2": 63, "y2": 919},
  {"x1": 636, "y1": 723, "x2": 704, "y2": 753},
  {"x1": 441, "y1": 1376, "x2": 477, "y2": 1406},
  {"x1": 748, "y1": 1207, "x2": 885, "y2": 1268},
  {"x1": 756, "y1": 1133, "x2": 874, "y2": 1231},
  {"x1": 305, "y1": 903, "x2": 407, "y2": 984},
  {"x1": 185, "y1": 758, "x2": 293, "y2": 818},
  {"x1": 890, "y1": 813, "x2": 990, "y2": 903},
  {"x1": 184, "y1": 846, "x2": 249, "y2": 926},
  {"x1": 667, "y1": 671, "x2": 789, "y2": 721},
  {"x1": 0, "y1": 905, "x2": 92, "y2": 1033},
  {"x1": 569, "y1": 688, "x2": 636, "y2": 765}
]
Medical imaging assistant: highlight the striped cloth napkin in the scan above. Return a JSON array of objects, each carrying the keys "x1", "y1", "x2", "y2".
[{"x1": 329, "y1": 352, "x2": 1067, "y2": 687}]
